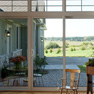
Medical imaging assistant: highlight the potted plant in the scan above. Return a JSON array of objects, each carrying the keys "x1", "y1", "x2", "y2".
[
  {"x1": 85, "y1": 58, "x2": 94, "y2": 75},
  {"x1": 11, "y1": 56, "x2": 26, "y2": 69},
  {"x1": 85, "y1": 58, "x2": 94, "y2": 93},
  {"x1": 34, "y1": 55, "x2": 48, "y2": 73}
]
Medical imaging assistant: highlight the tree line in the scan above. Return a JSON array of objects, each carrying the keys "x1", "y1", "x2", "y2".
[{"x1": 44, "y1": 36, "x2": 94, "y2": 41}]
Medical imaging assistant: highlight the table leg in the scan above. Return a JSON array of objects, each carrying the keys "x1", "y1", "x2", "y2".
[{"x1": 87, "y1": 74, "x2": 93, "y2": 94}]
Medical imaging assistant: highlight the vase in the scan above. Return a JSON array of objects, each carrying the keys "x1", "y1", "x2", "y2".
[{"x1": 15, "y1": 62, "x2": 21, "y2": 69}]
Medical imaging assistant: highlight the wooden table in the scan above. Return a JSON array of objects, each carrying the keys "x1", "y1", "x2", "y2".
[{"x1": 7, "y1": 67, "x2": 28, "y2": 85}]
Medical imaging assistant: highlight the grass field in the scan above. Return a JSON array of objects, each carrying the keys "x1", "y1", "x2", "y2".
[
  {"x1": 44, "y1": 40, "x2": 94, "y2": 57},
  {"x1": 45, "y1": 49, "x2": 94, "y2": 57},
  {"x1": 44, "y1": 40, "x2": 94, "y2": 48}
]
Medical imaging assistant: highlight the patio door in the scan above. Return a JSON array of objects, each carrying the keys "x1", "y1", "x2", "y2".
[{"x1": 32, "y1": 18, "x2": 64, "y2": 88}]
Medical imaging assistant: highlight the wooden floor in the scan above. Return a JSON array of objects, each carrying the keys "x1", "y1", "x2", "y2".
[{"x1": 0, "y1": 92, "x2": 87, "y2": 94}]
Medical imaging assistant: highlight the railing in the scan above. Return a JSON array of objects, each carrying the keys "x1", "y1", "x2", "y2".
[
  {"x1": 0, "y1": 0, "x2": 28, "y2": 12},
  {"x1": 13, "y1": 49, "x2": 22, "y2": 57},
  {"x1": 0, "y1": 54, "x2": 10, "y2": 68}
]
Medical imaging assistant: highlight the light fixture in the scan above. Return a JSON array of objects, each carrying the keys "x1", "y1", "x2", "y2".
[
  {"x1": 5, "y1": 30, "x2": 10, "y2": 37},
  {"x1": 41, "y1": 39, "x2": 43, "y2": 42},
  {"x1": 40, "y1": 37, "x2": 43, "y2": 42}
]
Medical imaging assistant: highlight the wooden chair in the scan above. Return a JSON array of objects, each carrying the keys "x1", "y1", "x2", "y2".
[{"x1": 60, "y1": 69, "x2": 81, "y2": 94}]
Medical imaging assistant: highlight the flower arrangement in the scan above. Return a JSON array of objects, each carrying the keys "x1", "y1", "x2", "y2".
[
  {"x1": 85, "y1": 58, "x2": 94, "y2": 66},
  {"x1": 11, "y1": 56, "x2": 26, "y2": 69},
  {"x1": 11, "y1": 56, "x2": 26, "y2": 63}
]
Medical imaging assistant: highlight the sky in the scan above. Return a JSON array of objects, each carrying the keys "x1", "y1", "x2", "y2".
[{"x1": 44, "y1": 19, "x2": 94, "y2": 38}]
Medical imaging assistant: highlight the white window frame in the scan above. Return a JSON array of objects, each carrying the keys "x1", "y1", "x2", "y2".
[{"x1": 0, "y1": 0, "x2": 94, "y2": 92}]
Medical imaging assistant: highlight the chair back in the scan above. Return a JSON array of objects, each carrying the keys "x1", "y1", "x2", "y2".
[{"x1": 65, "y1": 69, "x2": 81, "y2": 89}]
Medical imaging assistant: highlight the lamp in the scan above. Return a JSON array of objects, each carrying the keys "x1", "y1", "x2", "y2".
[
  {"x1": 40, "y1": 37, "x2": 43, "y2": 42},
  {"x1": 5, "y1": 30, "x2": 10, "y2": 37},
  {"x1": 41, "y1": 39, "x2": 43, "y2": 42}
]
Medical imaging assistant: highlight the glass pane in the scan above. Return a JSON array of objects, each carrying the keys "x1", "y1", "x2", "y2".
[
  {"x1": 13, "y1": 1, "x2": 27, "y2": 5},
  {"x1": 13, "y1": 7, "x2": 28, "y2": 12},
  {"x1": 31, "y1": 6, "x2": 36, "y2": 11},
  {"x1": 66, "y1": 0, "x2": 81, "y2": 5},
  {"x1": 0, "y1": 7, "x2": 11, "y2": 12},
  {"x1": 33, "y1": 19, "x2": 63, "y2": 87},
  {"x1": 47, "y1": 1, "x2": 62, "y2": 5},
  {"x1": 66, "y1": 19, "x2": 94, "y2": 87},
  {"x1": 46, "y1": 6, "x2": 62, "y2": 11},
  {"x1": 82, "y1": 0, "x2": 94, "y2": 5},
  {"x1": 38, "y1": 6, "x2": 45, "y2": 11},
  {"x1": 82, "y1": 6, "x2": 94, "y2": 11},
  {"x1": 66, "y1": 6, "x2": 81, "y2": 11},
  {"x1": 0, "y1": 1, "x2": 11, "y2": 5},
  {"x1": 0, "y1": 0, "x2": 28, "y2": 12},
  {"x1": 0, "y1": 19, "x2": 28, "y2": 87},
  {"x1": 31, "y1": 0, "x2": 62, "y2": 12}
]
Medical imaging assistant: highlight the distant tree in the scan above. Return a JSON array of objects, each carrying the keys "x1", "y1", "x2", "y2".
[
  {"x1": 92, "y1": 46, "x2": 94, "y2": 50},
  {"x1": 46, "y1": 42, "x2": 60, "y2": 49},
  {"x1": 50, "y1": 48, "x2": 53, "y2": 53},
  {"x1": 74, "y1": 48, "x2": 76, "y2": 51},
  {"x1": 83, "y1": 42, "x2": 89, "y2": 46},
  {"x1": 71, "y1": 48, "x2": 74, "y2": 51},
  {"x1": 66, "y1": 42, "x2": 69, "y2": 48},
  {"x1": 45, "y1": 49, "x2": 48, "y2": 53},
  {"x1": 56, "y1": 48, "x2": 61, "y2": 54},
  {"x1": 81, "y1": 47, "x2": 86, "y2": 50}
]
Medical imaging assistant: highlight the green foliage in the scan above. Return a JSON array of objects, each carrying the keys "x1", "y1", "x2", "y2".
[
  {"x1": 34, "y1": 55, "x2": 48, "y2": 71},
  {"x1": 83, "y1": 42, "x2": 89, "y2": 46},
  {"x1": 46, "y1": 42, "x2": 60, "y2": 49},
  {"x1": 71, "y1": 45, "x2": 75, "y2": 47},
  {"x1": 71, "y1": 48, "x2": 74, "y2": 51},
  {"x1": 70, "y1": 48, "x2": 76, "y2": 51},
  {"x1": 92, "y1": 46, "x2": 94, "y2": 50},
  {"x1": 73, "y1": 48, "x2": 76, "y2": 51},
  {"x1": 66, "y1": 42, "x2": 69, "y2": 48},
  {"x1": 81, "y1": 47, "x2": 86, "y2": 50},
  {"x1": 56, "y1": 48, "x2": 61, "y2": 54},
  {"x1": 50, "y1": 48, "x2": 53, "y2": 53},
  {"x1": 91, "y1": 51, "x2": 94, "y2": 57},
  {"x1": 85, "y1": 62, "x2": 88, "y2": 66},
  {"x1": 78, "y1": 65, "x2": 86, "y2": 73},
  {"x1": 45, "y1": 49, "x2": 48, "y2": 53},
  {"x1": 86, "y1": 58, "x2": 94, "y2": 66},
  {"x1": 45, "y1": 37, "x2": 63, "y2": 41}
]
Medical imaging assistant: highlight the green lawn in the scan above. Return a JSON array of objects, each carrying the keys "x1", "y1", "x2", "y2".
[
  {"x1": 45, "y1": 49, "x2": 93, "y2": 57},
  {"x1": 45, "y1": 50, "x2": 63, "y2": 57},
  {"x1": 78, "y1": 65, "x2": 86, "y2": 73}
]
